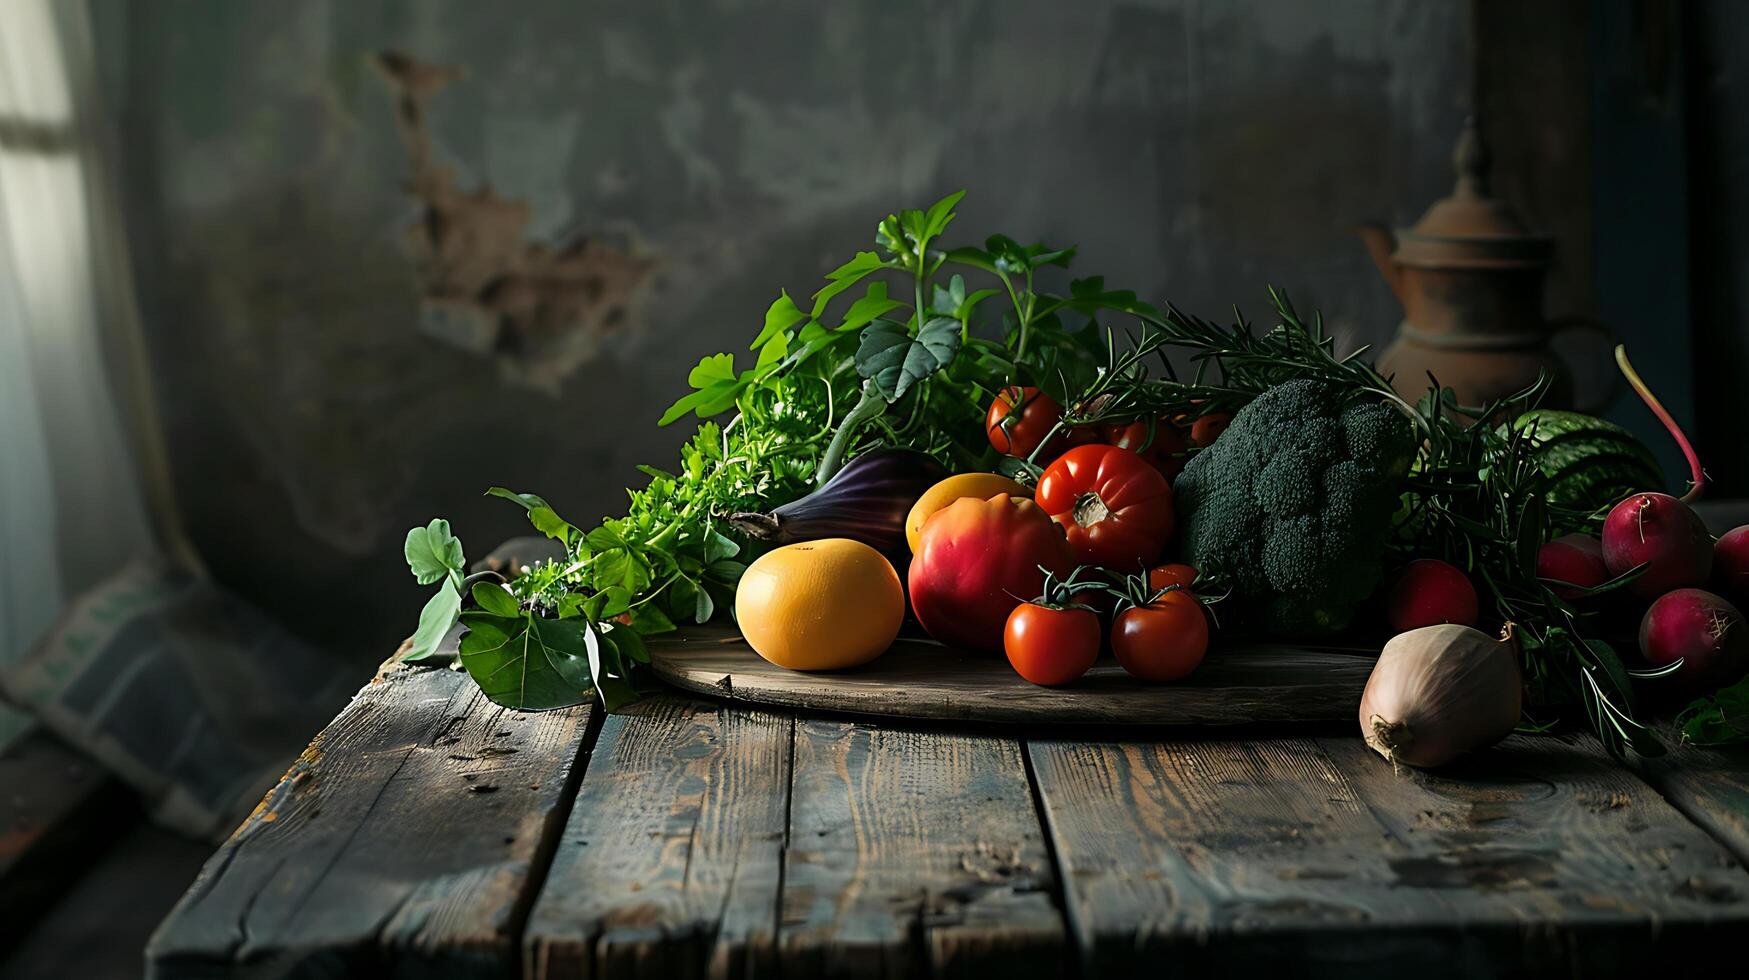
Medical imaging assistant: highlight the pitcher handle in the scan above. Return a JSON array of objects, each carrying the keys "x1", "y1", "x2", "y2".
[{"x1": 1547, "y1": 315, "x2": 1624, "y2": 415}]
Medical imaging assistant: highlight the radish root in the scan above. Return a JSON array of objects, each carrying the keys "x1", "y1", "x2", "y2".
[{"x1": 1615, "y1": 346, "x2": 1706, "y2": 503}]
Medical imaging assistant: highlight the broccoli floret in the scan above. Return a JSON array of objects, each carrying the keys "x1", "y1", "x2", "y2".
[{"x1": 1173, "y1": 379, "x2": 1414, "y2": 635}]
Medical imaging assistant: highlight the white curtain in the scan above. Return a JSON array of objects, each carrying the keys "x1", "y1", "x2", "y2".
[{"x1": 0, "y1": 0, "x2": 160, "y2": 743}]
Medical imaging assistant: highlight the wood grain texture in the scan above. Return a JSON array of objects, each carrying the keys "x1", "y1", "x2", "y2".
[
  {"x1": 146, "y1": 665, "x2": 592, "y2": 980},
  {"x1": 1029, "y1": 732, "x2": 1749, "y2": 977},
  {"x1": 1635, "y1": 740, "x2": 1749, "y2": 867},
  {"x1": 648, "y1": 624, "x2": 1373, "y2": 727},
  {"x1": 524, "y1": 696, "x2": 791, "y2": 980},
  {"x1": 781, "y1": 718, "x2": 1064, "y2": 979}
]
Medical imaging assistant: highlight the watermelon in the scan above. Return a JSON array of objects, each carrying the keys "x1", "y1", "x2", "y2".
[{"x1": 1506, "y1": 409, "x2": 1664, "y2": 517}]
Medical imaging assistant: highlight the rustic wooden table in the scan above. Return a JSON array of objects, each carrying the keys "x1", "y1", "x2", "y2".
[{"x1": 146, "y1": 657, "x2": 1749, "y2": 979}]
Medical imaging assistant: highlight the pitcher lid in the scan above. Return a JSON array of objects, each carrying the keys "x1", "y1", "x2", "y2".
[{"x1": 1394, "y1": 117, "x2": 1552, "y2": 270}]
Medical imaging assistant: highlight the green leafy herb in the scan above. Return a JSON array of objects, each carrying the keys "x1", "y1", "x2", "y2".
[
  {"x1": 856, "y1": 317, "x2": 963, "y2": 401},
  {"x1": 405, "y1": 580, "x2": 460, "y2": 663},
  {"x1": 455, "y1": 611, "x2": 595, "y2": 710},
  {"x1": 405, "y1": 519, "x2": 464, "y2": 586},
  {"x1": 1676, "y1": 676, "x2": 1749, "y2": 746}
]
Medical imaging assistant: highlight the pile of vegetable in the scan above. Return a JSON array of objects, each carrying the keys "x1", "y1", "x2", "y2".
[{"x1": 403, "y1": 192, "x2": 1749, "y2": 762}]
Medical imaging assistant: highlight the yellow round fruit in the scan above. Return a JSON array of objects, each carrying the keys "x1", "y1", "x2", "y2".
[
  {"x1": 904, "y1": 472, "x2": 1030, "y2": 552},
  {"x1": 735, "y1": 538, "x2": 904, "y2": 671}
]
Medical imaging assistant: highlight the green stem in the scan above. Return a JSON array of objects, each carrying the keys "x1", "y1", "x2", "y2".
[{"x1": 814, "y1": 381, "x2": 886, "y2": 486}]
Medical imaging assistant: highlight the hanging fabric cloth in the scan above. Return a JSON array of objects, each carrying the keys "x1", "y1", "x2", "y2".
[{"x1": 0, "y1": 0, "x2": 352, "y2": 839}]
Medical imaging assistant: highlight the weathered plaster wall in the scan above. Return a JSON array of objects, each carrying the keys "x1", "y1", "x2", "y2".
[{"x1": 95, "y1": 1, "x2": 1470, "y2": 654}]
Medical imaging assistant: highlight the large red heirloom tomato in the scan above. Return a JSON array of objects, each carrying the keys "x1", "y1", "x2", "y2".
[
  {"x1": 1035, "y1": 444, "x2": 1175, "y2": 568},
  {"x1": 909, "y1": 493, "x2": 1074, "y2": 653}
]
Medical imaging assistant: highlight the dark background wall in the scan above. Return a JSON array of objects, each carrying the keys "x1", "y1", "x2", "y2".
[{"x1": 85, "y1": 1, "x2": 1733, "y2": 660}]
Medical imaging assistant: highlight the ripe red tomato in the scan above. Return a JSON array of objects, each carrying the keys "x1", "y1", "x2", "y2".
[
  {"x1": 1035, "y1": 444, "x2": 1175, "y2": 568},
  {"x1": 1112, "y1": 591, "x2": 1208, "y2": 681},
  {"x1": 1147, "y1": 563, "x2": 1198, "y2": 596},
  {"x1": 909, "y1": 493, "x2": 1074, "y2": 653},
  {"x1": 1189, "y1": 412, "x2": 1230, "y2": 448},
  {"x1": 985, "y1": 386, "x2": 1063, "y2": 458},
  {"x1": 1004, "y1": 603, "x2": 1100, "y2": 686},
  {"x1": 1105, "y1": 417, "x2": 1191, "y2": 481}
]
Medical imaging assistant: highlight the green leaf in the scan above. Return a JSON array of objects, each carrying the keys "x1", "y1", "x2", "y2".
[
  {"x1": 856, "y1": 316, "x2": 963, "y2": 401},
  {"x1": 1677, "y1": 676, "x2": 1749, "y2": 745},
  {"x1": 931, "y1": 274, "x2": 999, "y2": 322},
  {"x1": 628, "y1": 601, "x2": 677, "y2": 634},
  {"x1": 707, "y1": 559, "x2": 746, "y2": 586},
  {"x1": 471, "y1": 580, "x2": 519, "y2": 617},
  {"x1": 751, "y1": 290, "x2": 807, "y2": 350},
  {"x1": 931, "y1": 275, "x2": 966, "y2": 316},
  {"x1": 405, "y1": 580, "x2": 461, "y2": 661},
  {"x1": 702, "y1": 529, "x2": 740, "y2": 563},
  {"x1": 986, "y1": 234, "x2": 1028, "y2": 273},
  {"x1": 457, "y1": 611, "x2": 593, "y2": 710},
  {"x1": 659, "y1": 353, "x2": 747, "y2": 426},
  {"x1": 612, "y1": 625, "x2": 651, "y2": 664},
  {"x1": 587, "y1": 626, "x2": 640, "y2": 711},
  {"x1": 755, "y1": 332, "x2": 789, "y2": 371},
  {"x1": 487, "y1": 488, "x2": 579, "y2": 546},
  {"x1": 838, "y1": 281, "x2": 907, "y2": 332},
  {"x1": 405, "y1": 519, "x2": 464, "y2": 586},
  {"x1": 687, "y1": 352, "x2": 737, "y2": 389},
  {"x1": 484, "y1": 487, "x2": 553, "y2": 511},
  {"x1": 583, "y1": 585, "x2": 634, "y2": 621},
  {"x1": 922, "y1": 189, "x2": 966, "y2": 240},
  {"x1": 811, "y1": 252, "x2": 890, "y2": 318},
  {"x1": 1026, "y1": 243, "x2": 1076, "y2": 269},
  {"x1": 528, "y1": 507, "x2": 577, "y2": 545},
  {"x1": 694, "y1": 583, "x2": 715, "y2": 623},
  {"x1": 943, "y1": 246, "x2": 998, "y2": 274},
  {"x1": 586, "y1": 524, "x2": 631, "y2": 552}
]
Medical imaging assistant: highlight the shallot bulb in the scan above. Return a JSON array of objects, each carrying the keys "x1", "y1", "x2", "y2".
[{"x1": 1359, "y1": 623, "x2": 1523, "y2": 769}]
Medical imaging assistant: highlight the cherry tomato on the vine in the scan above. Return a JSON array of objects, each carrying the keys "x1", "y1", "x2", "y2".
[
  {"x1": 1112, "y1": 590, "x2": 1208, "y2": 682},
  {"x1": 1189, "y1": 412, "x2": 1231, "y2": 448},
  {"x1": 1104, "y1": 417, "x2": 1191, "y2": 481},
  {"x1": 1035, "y1": 444, "x2": 1175, "y2": 567},
  {"x1": 1004, "y1": 602, "x2": 1100, "y2": 686},
  {"x1": 1147, "y1": 563, "x2": 1198, "y2": 596},
  {"x1": 985, "y1": 386, "x2": 1063, "y2": 458}
]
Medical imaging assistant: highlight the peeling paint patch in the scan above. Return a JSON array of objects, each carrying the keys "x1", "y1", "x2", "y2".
[{"x1": 375, "y1": 51, "x2": 655, "y2": 393}]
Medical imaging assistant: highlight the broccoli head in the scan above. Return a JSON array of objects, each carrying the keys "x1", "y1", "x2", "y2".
[{"x1": 1172, "y1": 379, "x2": 1415, "y2": 635}]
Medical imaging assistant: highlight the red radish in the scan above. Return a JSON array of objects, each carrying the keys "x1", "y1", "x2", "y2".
[
  {"x1": 1602, "y1": 493, "x2": 1712, "y2": 598},
  {"x1": 1599, "y1": 347, "x2": 1713, "y2": 599},
  {"x1": 1386, "y1": 559, "x2": 1479, "y2": 633},
  {"x1": 1537, "y1": 533, "x2": 1608, "y2": 599},
  {"x1": 1638, "y1": 588, "x2": 1748, "y2": 687},
  {"x1": 1715, "y1": 526, "x2": 1749, "y2": 605}
]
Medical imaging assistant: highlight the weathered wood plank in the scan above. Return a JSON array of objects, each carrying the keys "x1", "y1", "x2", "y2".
[
  {"x1": 524, "y1": 696, "x2": 790, "y2": 980},
  {"x1": 1635, "y1": 740, "x2": 1749, "y2": 867},
  {"x1": 146, "y1": 665, "x2": 593, "y2": 979},
  {"x1": 1030, "y1": 732, "x2": 1749, "y2": 977},
  {"x1": 0, "y1": 731, "x2": 134, "y2": 952},
  {"x1": 780, "y1": 719, "x2": 1065, "y2": 978},
  {"x1": 649, "y1": 623, "x2": 1374, "y2": 727}
]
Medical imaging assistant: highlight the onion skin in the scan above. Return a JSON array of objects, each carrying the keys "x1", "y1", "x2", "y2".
[
  {"x1": 727, "y1": 448, "x2": 946, "y2": 559},
  {"x1": 1359, "y1": 623, "x2": 1523, "y2": 769}
]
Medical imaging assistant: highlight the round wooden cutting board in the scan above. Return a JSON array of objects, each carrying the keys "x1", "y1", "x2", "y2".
[{"x1": 645, "y1": 623, "x2": 1377, "y2": 726}]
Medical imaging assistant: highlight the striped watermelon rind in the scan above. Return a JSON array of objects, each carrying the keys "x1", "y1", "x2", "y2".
[{"x1": 1506, "y1": 409, "x2": 1664, "y2": 513}]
